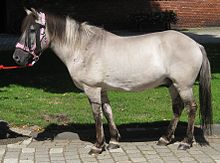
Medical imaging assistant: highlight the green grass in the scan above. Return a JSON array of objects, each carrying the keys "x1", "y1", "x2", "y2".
[
  {"x1": 0, "y1": 44, "x2": 220, "y2": 128},
  {"x1": 0, "y1": 76, "x2": 219, "y2": 127}
]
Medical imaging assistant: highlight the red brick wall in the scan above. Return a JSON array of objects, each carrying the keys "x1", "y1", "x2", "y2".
[{"x1": 151, "y1": 0, "x2": 220, "y2": 28}]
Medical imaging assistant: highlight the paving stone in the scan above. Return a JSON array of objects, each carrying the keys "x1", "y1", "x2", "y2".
[
  {"x1": 81, "y1": 157, "x2": 97, "y2": 162},
  {"x1": 51, "y1": 161, "x2": 66, "y2": 163},
  {"x1": 148, "y1": 158, "x2": 164, "y2": 163},
  {"x1": 7, "y1": 148, "x2": 21, "y2": 152},
  {"x1": 49, "y1": 148, "x2": 64, "y2": 154},
  {"x1": 125, "y1": 149, "x2": 140, "y2": 154},
  {"x1": 0, "y1": 149, "x2": 6, "y2": 155},
  {"x1": 145, "y1": 154, "x2": 161, "y2": 159},
  {"x1": 7, "y1": 144, "x2": 23, "y2": 149},
  {"x1": 188, "y1": 150, "x2": 204, "y2": 155},
  {"x1": 21, "y1": 138, "x2": 33, "y2": 146},
  {"x1": 181, "y1": 161, "x2": 198, "y2": 163},
  {"x1": 137, "y1": 145, "x2": 154, "y2": 151},
  {"x1": 66, "y1": 160, "x2": 81, "y2": 163},
  {"x1": 64, "y1": 155, "x2": 80, "y2": 160},
  {"x1": 96, "y1": 154, "x2": 112, "y2": 160},
  {"x1": 4, "y1": 152, "x2": 20, "y2": 158},
  {"x1": 35, "y1": 154, "x2": 50, "y2": 158},
  {"x1": 130, "y1": 157, "x2": 146, "y2": 162},
  {"x1": 20, "y1": 156, "x2": 34, "y2": 161},
  {"x1": 3, "y1": 158, "x2": 18, "y2": 163},
  {"x1": 179, "y1": 157, "x2": 196, "y2": 162},
  {"x1": 50, "y1": 157, "x2": 65, "y2": 161},
  {"x1": 142, "y1": 150, "x2": 157, "y2": 155},
  {"x1": 122, "y1": 146, "x2": 138, "y2": 150},
  {"x1": 162, "y1": 156, "x2": 179, "y2": 162},
  {"x1": 0, "y1": 145, "x2": 7, "y2": 149},
  {"x1": 154, "y1": 148, "x2": 171, "y2": 153},
  {"x1": 210, "y1": 154, "x2": 220, "y2": 160},
  {"x1": 114, "y1": 157, "x2": 130, "y2": 162},
  {"x1": 127, "y1": 152, "x2": 143, "y2": 158},
  {"x1": 98, "y1": 159, "x2": 115, "y2": 163},
  {"x1": 80, "y1": 153, "x2": 97, "y2": 158},
  {"x1": 109, "y1": 147, "x2": 124, "y2": 153},
  {"x1": 165, "y1": 161, "x2": 181, "y2": 163},
  {"x1": 35, "y1": 157, "x2": 50, "y2": 162},
  {"x1": 19, "y1": 160, "x2": 34, "y2": 163},
  {"x1": 22, "y1": 148, "x2": 35, "y2": 153},
  {"x1": 0, "y1": 154, "x2": 4, "y2": 161}
]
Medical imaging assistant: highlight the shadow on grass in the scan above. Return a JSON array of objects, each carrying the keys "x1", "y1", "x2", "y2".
[
  {"x1": 35, "y1": 121, "x2": 209, "y2": 146},
  {"x1": 0, "y1": 50, "x2": 81, "y2": 93}
]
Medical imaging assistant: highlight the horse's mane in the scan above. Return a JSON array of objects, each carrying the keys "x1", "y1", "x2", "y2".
[
  {"x1": 46, "y1": 13, "x2": 66, "y2": 42},
  {"x1": 62, "y1": 16, "x2": 105, "y2": 50},
  {"x1": 46, "y1": 12, "x2": 105, "y2": 49}
]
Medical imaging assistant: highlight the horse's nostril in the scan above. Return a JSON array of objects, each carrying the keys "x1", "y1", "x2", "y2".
[{"x1": 13, "y1": 55, "x2": 20, "y2": 61}]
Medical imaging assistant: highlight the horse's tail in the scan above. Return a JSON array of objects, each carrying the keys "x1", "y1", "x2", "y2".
[{"x1": 199, "y1": 44, "x2": 213, "y2": 135}]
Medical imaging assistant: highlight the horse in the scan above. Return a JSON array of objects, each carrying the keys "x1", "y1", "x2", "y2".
[{"x1": 13, "y1": 8, "x2": 212, "y2": 154}]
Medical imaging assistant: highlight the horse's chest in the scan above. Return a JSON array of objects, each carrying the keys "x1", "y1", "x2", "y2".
[{"x1": 69, "y1": 57, "x2": 103, "y2": 87}]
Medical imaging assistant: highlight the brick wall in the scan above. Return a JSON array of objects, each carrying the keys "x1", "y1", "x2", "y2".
[{"x1": 152, "y1": 0, "x2": 220, "y2": 28}]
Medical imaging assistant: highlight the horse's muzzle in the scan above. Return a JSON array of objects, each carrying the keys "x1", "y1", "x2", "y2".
[{"x1": 13, "y1": 48, "x2": 32, "y2": 66}]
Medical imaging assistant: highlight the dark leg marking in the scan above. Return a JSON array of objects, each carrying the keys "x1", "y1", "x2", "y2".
[
  {"x1": 158, "y1": 85, "x2": 184, "y2": 146},
  {"x1": 178, "y1": 101, "x2": 197, "y2": 150},
  {"x1": 101, "y1": 91, "x2": 120, "y2": 150}
]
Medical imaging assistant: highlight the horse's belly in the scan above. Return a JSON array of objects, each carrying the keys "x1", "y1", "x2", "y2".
[{"x1": 103, "y1": 72, "x2": 167, "y2": 91}]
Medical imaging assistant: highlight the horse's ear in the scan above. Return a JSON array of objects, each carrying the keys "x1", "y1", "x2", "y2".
[
  {"x1": 24, "y1": 8, "x2": 39, "y2": 18},
  {"x1": 24, "y1": 8, "x2": 32, "y2": 15},
  {"x1": 30, "y1": 8, "x2": 39, "y2": 18}
]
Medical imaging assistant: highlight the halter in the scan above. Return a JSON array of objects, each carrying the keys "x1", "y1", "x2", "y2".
[{"x1": 15, "y1": 12, "x2": 48, "y2": 64}]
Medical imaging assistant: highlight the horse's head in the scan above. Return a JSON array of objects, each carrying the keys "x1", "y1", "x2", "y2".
[{"x1": 13, "y1": 8, "x2": 49, "y2": 66}]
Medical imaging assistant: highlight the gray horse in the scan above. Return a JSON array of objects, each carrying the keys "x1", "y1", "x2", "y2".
[{"x1": 13, "y1": 9, "x2": 212, "y2": 154}]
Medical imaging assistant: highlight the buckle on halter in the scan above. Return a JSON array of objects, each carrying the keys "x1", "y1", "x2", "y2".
[{"x1": 32, "y1": 55, "x2": 39, "y2": 63}]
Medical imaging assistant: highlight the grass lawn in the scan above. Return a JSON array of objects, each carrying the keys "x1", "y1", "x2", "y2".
[{"x1": 0, "y1": 43, "x2": 220, "y2": 128}]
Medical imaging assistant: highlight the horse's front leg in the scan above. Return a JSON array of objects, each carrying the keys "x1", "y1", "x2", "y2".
[
  {"x1": 84, "y1": 86, "x2": 105, "y2": 154},
  {"x1": 101, "y1": 91, "x2": 120, "y2": 149}
]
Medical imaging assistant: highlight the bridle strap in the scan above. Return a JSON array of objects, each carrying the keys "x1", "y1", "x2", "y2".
[
  {"x1": 16, "y1": 42, "x2": 39, "y2": 61},
  {"x1": 35, "y1": 24, "x2": 43, "y2": 54}
]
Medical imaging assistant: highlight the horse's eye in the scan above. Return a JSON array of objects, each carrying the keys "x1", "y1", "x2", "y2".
[
  {"x1": 29, "y1": 25, "x2": 36, "y2": 32},
  {"x1": 30, "y1": 28, "x2": 36, "y2": 33}
]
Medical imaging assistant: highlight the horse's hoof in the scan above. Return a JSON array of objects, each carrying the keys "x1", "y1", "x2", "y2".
[
  {"x1": 177, "y1": 142, "x2": 191, "y2": 150},
  {"x1": 157, "y1": 137, "x2": 170, "y2": 146},
  {"x1": 107, "y1": 141, "x2": 120, "y2": 150},
  {"x1": 88, "y1": 146, "x2": 105, "y2": 155}
]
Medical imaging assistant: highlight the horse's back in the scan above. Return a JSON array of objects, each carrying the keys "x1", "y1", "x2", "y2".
[{"x1": 99, "y1": 30, "x2": 203, "y2": 91}]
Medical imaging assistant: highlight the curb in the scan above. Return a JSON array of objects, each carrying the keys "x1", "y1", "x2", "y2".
[{"x1": 1, "y1": 123, "x2": 220, "y2": 146}]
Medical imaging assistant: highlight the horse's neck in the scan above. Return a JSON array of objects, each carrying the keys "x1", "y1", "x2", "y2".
[{"x1": 49, "y1": 20, "x2": 105, "y2": 69}]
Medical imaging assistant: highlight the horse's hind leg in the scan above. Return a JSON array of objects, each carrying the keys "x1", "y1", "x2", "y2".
[
  {"x1": 158, "y1": 84, "x2": 184, "y2": 146},
  {"x1": 178, "y1": 87, "x2": 197, "y2": 150},
  {"x1": 101, "y1": 91, "x2": 121, "y2": 149}
]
